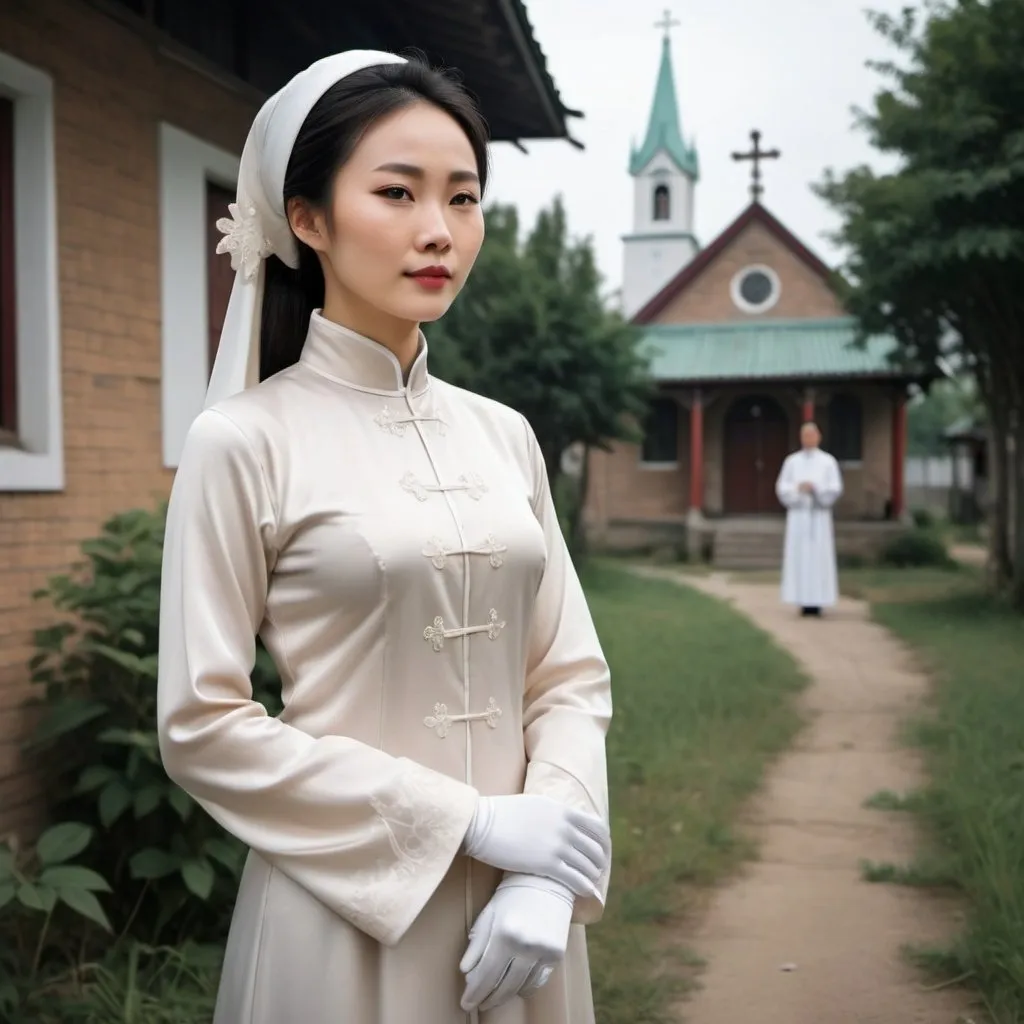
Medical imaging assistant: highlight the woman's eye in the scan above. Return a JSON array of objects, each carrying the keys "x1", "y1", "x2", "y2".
[
  {"x1": 452, "y1": 193, "x2": 480, "y2": 206},
  {"x1": 380, "y1": 186, "x2": 411, "y2": 201}
]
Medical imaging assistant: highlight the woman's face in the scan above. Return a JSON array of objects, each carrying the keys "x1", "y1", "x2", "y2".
[{"x1": 293, "y1": 100, "x2": 485, "y2": 335}]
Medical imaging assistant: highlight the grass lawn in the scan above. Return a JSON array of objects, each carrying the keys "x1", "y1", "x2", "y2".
[
  {"x1": 857, "y1": 572, "x2": 1024, "y2": 1024},
  {"x1": 582, "y1": 562, "x2": 807, "y2": 1024},
  {"x1": 675, "y1": 563, "x2": 983, "y2": 603}
]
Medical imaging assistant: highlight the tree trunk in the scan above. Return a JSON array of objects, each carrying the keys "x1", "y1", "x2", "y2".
[
  {"x1": 977, "y1": 368, "x2": 1014, "y2": 591},
  {"x1": 567, "y1": 446, "x2": 591, "y2": 564},
  {"x1": 1010, "y1": 414, "x2": 1024, "y2": 609},
  {"x1": 541, "y1": 445, "x2": 572, "y2": 548},
  {"x1": 988, "y1": 412, "x2": 1014, "y2": 591}
]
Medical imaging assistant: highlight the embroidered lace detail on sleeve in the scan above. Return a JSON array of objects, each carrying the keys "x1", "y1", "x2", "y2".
[
  {"x1": 526, "y1": 761, "x2": 611, "y2": 912},
  {"x1": 526, "y1": 761, "x2": 602, "y2": 818},
  {"x1": 340, "y1": 762, "x2": 469, "y2": 940}
]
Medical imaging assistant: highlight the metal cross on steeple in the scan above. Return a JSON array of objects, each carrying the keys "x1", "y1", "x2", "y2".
[
  {"x1": 731, "y1": 129, "x2": 781, "y2": 202},
  {"x1": 654, "y1": 8, "x2": 680, "y2": 40}
]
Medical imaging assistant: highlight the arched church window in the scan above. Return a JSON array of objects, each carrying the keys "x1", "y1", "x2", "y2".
[
  {"x1": 652, "y1": 183, "x2": 670, "y2": 221},
  {"x1": 826, "y1": 393, "x2": 863, "y2": 462}
]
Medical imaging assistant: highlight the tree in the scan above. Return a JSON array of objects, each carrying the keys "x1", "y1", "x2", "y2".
[
  {"x1": 907, "y1": 376, "x2": 981, "y2": 456},
  {"x1": 429, "y1": 198, "x2": 653, "y2": 556},
  {"x1": 815, "y1": 0, "x2": 1024, "y2": 602}
]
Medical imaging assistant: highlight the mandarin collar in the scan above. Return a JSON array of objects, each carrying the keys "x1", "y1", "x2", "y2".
[{"x1": 298, "y1": 310, "x2": 430, "y2": 395}]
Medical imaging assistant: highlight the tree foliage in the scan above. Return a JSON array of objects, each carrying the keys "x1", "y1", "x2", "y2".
[
  {"x1": 429, "y1": 198, "x2": 653, "y2": 553},
  {"x1": 816, "y1": 0, "x2": 1024, "y2": 601},
  {"x1": 907, "y1": 375, "x2": 982, "y2": 456}
]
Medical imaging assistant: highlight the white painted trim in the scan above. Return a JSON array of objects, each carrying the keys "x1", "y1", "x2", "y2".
[
  {"x1": 730, "y1": 263, "x2": 781, "y2": 315},
  {"x1": 0, "y1": 52, "x2": 63, "y2": 492},
  {"x1": 159, "y1": 123, "x2": 238, "y2": 469},
  {"x1": 638, "y1": 460, "x2": 679, "y2": 471}
]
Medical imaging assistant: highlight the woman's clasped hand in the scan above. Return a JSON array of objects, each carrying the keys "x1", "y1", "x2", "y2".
[
  {"x1": 462, "y1": 793, "x2": 611, "y2": 897},
  {"x1": 458, "y1": 794, "x2": 611, "y2": 1012}
]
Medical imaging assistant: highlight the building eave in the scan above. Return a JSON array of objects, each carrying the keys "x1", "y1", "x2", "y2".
[{"x1": 83, "y1": 0, "x2": 581, "y2": 143}]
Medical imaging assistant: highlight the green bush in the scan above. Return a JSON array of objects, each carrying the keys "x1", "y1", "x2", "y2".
[
  {"x1": 911, "y1": 507, "x2": 937, "y2": 530},
  {"x1": 0, "y1": 823, "x2": 114, "y2": 1018},
  {"x1": 21, "y1": 505, "x2": 282, "y2": 949},
  {"x1": 879, "y1": 528, "x2": 955, "y2": 569}
]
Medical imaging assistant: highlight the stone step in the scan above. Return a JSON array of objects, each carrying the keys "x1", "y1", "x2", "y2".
[
  {"x1": 716, "y1": 537, "x2": 784, "y2": 550},
  {"x1": 713, "y1": 530, "x2": 784, "y2": 570},
  {"x1": 715, "y1": 557, "x2": 781, "y2": 570},
  {"x1": 715, "y1": 540, "x2": 784, "y2": 554}
]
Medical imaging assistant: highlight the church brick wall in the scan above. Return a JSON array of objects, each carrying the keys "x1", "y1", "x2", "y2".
[
  {"x1": 588, "y1": 416, "x2": 691, "y2": 527},
  {"x1": 586, "y1": 383, "x2": 897, "y2": 541},
  {"x1": 0, "y1": 0, "x2": 255, "y2": 836},
  {"x1": 654, "y1": 220, "x2": 845, "y2": 324}
]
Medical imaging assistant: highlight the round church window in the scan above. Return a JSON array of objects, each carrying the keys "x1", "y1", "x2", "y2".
[{"x1": 730, "y1": 264, "x2": 781, "y2": 314}]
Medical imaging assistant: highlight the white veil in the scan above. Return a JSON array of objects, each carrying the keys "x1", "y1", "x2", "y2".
[{"x1": 204, "y1": 50, "x2": 407, "y2": 408}]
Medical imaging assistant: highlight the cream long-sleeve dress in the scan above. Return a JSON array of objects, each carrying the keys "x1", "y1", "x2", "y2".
[{"x1": 157, "y1": 311, "x2": 613, "y2": 1024}]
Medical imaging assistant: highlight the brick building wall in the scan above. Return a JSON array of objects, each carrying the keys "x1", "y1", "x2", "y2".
[
  {"x1": 0, "y1": 0, "x2": 256, "y2": 834},
  {"x1": 656, "y1": 219, "x2": 846, "y2": 323},
  {"x1": 588, "y1": 383, "x2": 896, "y2": 538}
]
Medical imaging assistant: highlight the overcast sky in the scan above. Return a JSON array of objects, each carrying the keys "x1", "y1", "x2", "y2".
[{"x1": 486, "y1": 0, "x2": 908, "y2": 294}]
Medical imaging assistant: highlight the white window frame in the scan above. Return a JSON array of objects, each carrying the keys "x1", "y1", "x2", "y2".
[
  {"x1": 730, "y1": 263, "x2": 781, "y2": 315},
  {"x1": 638, "y1": 458, "x2": 679, "y2": 472},
  {"x1": 0, "y1": 52, "x2": 63, "y2": 492},
  {"x1": 159, "y1": 123, "x2": 238, "y2": 469}
]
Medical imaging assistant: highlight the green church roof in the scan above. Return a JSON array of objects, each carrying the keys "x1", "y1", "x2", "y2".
[
  {"x1": 629, "y1": 36, "x2": 699, "y2": 179},
  {"x1": 640, "y1": 318, "x2": 912, "y2": 382}
]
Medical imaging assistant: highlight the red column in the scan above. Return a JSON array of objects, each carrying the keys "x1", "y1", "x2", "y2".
[
  {"x1": 690, "y1": 391, "x2": 704, "y2": 512},
  {"x1": 802, "y1": 387, "x2": 816, "y2": 423},
  {"x1": 891, "y1": 392, "x2": 908, "y2": 519}
]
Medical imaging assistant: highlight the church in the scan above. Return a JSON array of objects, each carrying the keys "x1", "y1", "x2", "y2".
[{"x1": 584, "y1": 21, "x2": 923, "y2": 567}]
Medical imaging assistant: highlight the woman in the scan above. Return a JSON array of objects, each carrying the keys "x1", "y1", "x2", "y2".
[{"x1": 157, "y1": 50, "x2": 613, "y2": 1024}]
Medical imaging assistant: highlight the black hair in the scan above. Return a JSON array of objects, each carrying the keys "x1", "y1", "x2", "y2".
[{"x1": 258, "y1": 57, "x2": 490, "y2": 381}]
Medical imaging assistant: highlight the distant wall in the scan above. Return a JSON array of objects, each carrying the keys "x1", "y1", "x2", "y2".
[{"x1": 905, "y1": 454, "x2": 977, "y2": 515}]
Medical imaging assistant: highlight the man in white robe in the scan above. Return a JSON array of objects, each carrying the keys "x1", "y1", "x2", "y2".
[{"x1": 775, "y1": 422, "x2": 844, "y2": 616}]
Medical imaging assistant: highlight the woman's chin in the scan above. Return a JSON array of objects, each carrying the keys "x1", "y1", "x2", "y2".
[{"x1": 391, "y1": 294, "x2": 457, "y2": 325}]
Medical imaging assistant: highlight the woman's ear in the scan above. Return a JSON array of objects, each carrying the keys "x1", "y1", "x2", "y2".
[{"x1": 287, "y1": 197, "x2": 329, "y2": 253}]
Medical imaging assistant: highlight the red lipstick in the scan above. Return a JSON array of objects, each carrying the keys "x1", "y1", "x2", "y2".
[{"x1": 406, "y1": 265, "x2": 452, "y2": 291}]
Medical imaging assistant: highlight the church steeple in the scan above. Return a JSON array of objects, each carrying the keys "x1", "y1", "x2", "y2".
[
  {"x1": 620, "y1": 9, "x2": 701, "y2": 319},
  {"x1": 629, "y1": 20, "x2": 699, "y2": 180}
]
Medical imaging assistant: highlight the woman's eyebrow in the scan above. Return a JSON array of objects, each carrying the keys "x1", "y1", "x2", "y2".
[{"x1": 373, "y1": 161, "x2": 479, "y2": 184}]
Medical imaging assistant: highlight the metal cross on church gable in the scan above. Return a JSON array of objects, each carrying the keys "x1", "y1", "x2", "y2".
[
  {"x1": 654, "y1": 8, "x2": 680, "y2": 39},
  {"x1": 731, "y1": 129, "x2": 781, "y2": 202}
]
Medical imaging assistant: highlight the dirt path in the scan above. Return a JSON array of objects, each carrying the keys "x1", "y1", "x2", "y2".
[
  {"x1": 645, "y1": 570, "x2": 982, "y2": 1024},
  {"x1": 950, "y1": 542, "x2": 987, "y2": 568}
]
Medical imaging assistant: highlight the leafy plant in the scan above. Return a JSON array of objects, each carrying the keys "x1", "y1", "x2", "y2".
[
  {"x1": 0, "y1": 824, "x2": 112, "y2": 1018},
  {"x1": 879, "y1": 528, "x2": 955, "y2": 569},
  {"x1": 911, "y1": 507, "x2": 936, "y2": 530},
  {"x1": 22, "y1": 505, "x2": 281, "y2": 946},
  {"x1": 30, "y1": 941, "x2": 221, "y2": 1024}
]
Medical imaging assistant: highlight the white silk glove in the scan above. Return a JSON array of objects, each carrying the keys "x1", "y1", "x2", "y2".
[
  {"x1": 459, "y1": 874, "x2": 574, "y2": 1013},
  {"x1": 462, "y1": 794, "x2": 609, "y2": 898}
]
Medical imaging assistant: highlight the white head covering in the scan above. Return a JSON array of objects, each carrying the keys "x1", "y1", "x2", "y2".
[{"x1": 205, "y1": 50, "x2": 407, "y2": 408}]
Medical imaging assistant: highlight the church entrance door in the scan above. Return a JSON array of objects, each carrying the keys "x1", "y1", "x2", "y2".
[{"x1": 723, "y1": 395, "x2": 790, "y2": 514}]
